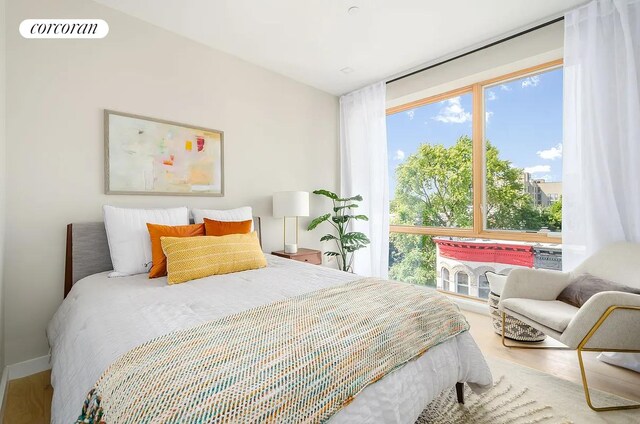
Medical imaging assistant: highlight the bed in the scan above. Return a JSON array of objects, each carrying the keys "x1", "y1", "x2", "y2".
[{"x1": 48, "y1": 219, "x2": 492, "y2": 424}]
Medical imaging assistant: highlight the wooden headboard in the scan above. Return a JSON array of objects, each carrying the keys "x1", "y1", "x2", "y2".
[{"x1": 64, "y1": 217, "x2": 262, "y2": 297}]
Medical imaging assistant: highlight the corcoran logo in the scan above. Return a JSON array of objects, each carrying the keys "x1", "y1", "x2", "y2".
[{"x1": 19, "y1": 19, "x2": 109, "y2": 39}]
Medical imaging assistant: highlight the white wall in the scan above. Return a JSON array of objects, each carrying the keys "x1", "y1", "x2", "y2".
[
  {"x1": 5, "y1": 0, "x2": 339, "y2": 365},
  {"x1": 386, "y1": 21, "x2": 564, "y2": 108},
  {"x1": 0, "y1": 0, "x2": 7, "y2": 371}
]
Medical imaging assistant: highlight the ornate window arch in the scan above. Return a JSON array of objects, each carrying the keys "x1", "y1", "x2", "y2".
[
  {"x1": 441, "y1": 267, "x2": 451, "y2": 292},
  {"x1": 455, "y1": 271, "x2": 470, "y2": 296},
  {"x1": 477, "y1": 274, "x2": 490, "y2": 299},
  {"x1": 475, "y1": 266, "x2": 495, "y2": 300}
]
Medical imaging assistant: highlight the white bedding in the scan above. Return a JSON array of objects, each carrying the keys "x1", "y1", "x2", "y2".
[{"x1": 48, "y1": 255, "x2": 492, "y2": 424}]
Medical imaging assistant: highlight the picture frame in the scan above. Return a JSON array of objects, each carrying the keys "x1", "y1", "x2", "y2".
[{"x1": 104, "y1": 110, "x2": 224, "y2": 196}]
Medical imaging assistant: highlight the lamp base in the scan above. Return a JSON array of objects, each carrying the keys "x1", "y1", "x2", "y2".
[{"x1": 284, "y1": 243, "x2": 298, "y2": 254}]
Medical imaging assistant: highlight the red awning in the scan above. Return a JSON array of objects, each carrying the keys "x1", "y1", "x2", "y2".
[{"x1": 434, "y1": 239, "x2": 534, "y2": 267}]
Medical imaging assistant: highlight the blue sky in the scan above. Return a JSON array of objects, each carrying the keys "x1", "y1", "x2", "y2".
[{"x1": 387, "y1": 67, "x2": 563, "y2": 197}]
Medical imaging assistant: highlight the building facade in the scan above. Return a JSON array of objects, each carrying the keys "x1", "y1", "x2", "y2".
[
  {"x1": 522, "y1": 172, "x2": 562, "y2": 207},
  {"x1": 434, "y1": 237, "x2": 562, "y2": 299}
]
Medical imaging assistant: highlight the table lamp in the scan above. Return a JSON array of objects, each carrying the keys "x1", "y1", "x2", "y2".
[{"x1": 273, "y1": 191, "x2": 309, "y2": 253}]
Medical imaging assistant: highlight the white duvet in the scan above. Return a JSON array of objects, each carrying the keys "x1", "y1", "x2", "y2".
[{"x1": 48, "y1": 255, "x2": 492, "y2": 424}]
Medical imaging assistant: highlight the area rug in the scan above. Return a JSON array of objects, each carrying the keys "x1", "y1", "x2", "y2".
[{"x1": 416, "y1": 357, "x2": 639, "y2": 424}]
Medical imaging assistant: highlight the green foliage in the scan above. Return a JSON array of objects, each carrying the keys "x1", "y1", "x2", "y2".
[
  {"x1": 548, "y1": 197, "x2": 562, "y2": 231},
  {"x1": 388, "y1": 233, "x2": 436, "y2": 287},
  {"x1": 393, "y1": 139, "x2": 473, "y2": 227},
  {"x1": 307, "y1": 213, "x2": 331, "y2": 231},
  {"x1": 313, "y1": 189, "x2": 338, "y2": 200},
  {"x1": 390, "y1": 136, "x2": 561, "y2": 285},
  {"x1": 308, "y1": 189, "x2": 370, "y2": 272},
  {"x1": 484, "y1": 140, "x2": 547, "y2": 231}
]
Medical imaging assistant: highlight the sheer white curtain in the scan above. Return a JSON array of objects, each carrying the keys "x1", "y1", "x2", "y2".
[
  {"x1": 563, "y1": 0, "x2": 640, "y2": 270},
  {"x1": 340, "y1": 82, "x2": 389, "y2": 277},
  {"x1": 564, "y1": 0, "x2": 640, "y2": 372}
]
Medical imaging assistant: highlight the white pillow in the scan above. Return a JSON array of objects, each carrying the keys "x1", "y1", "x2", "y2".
[
  {"x1": 485, "y1": 271, "x2": 508, "y2": 296},
  {"x1": 597, "y1": 352, "x2": 640, "y2": 373},
  {"x1": 191, "y1": 206, "x2": 254, "y2": 230},
  {"x1": 103, "y1": 205, "x2": 189, "y2": 277}
]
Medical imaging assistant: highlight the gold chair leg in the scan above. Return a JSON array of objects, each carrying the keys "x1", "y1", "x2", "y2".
[
  {"x1": 577, "y1": 348, "x2": 640, "y2": 411},
  {"x1": 500, "y1": 306, "x2": 640, "y2": 411},
  {"x1": 575, "y1": 305, "x2": 640, "y2": 412},
  {"x1": 500, "y1": 312, "x2": 570, "y2": 350}
]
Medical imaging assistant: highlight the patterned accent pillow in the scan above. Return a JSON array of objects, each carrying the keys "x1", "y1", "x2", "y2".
[
  {"x1": 161, "y1": 232, "x2": 267, "y2": 284},
  {"x1": 557, "y1": 273, "x2": 640, "y2": 308}
]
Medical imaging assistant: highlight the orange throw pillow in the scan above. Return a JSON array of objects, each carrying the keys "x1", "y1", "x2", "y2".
[
  {"x1": 203, "y1": 218, "x2": 253, "y2": 236},
  {"x1": 146, "y1": 223, "x2": 205, "y2": 278}
]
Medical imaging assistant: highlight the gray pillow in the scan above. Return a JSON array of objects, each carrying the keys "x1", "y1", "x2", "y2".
[{"x1": 557, "y1": 273, "x2": 640, "y2": 308}]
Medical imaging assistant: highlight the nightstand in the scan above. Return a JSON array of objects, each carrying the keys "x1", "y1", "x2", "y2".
[{"x1": 271, "y1": 248, "x2": 322, "y2": 265}]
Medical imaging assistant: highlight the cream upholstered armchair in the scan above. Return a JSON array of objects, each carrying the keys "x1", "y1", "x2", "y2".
[{"x1": 498, "y1": 242, "x2": 640, "y2": 412}]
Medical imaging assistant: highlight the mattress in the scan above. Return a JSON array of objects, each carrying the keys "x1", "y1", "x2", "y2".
[{"x1": 47, "y1": 254, "x2": 492, "y2": 424}]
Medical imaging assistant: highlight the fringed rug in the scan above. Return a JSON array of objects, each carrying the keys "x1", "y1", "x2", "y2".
[
  {"x1": 416, "y1": 376, "x2": 570, "y2": 424},
  {"x1": 416, "y1": 356, "x2": 640, "y2": 424}
]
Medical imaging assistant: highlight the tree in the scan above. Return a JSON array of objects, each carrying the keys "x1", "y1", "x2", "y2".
[
  {"x1": 548, "y1": 196, "x2": 562, "y2": 231},
  {"x1": 389, "y1": 232, "x2": 437, "y2": 286},
  {"x1": 389, "y1": 136, "x2": 553, "y2": 285}
]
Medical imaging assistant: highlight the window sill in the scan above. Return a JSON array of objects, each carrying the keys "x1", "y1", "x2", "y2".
[
  {"x1": 439, "y1": 290, "x2": 490, "y2": 316},
  {"x1": 438, "y1": 289, "x2": 487, "y2": 303},
  {"x1": 390, "y1": 225, "x2": 562, "y2": 244}
]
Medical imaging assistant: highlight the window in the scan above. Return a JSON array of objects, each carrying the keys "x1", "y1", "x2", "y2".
[
  {"x1": 484, "y1": 67, "x2": 563, "y2": 232},
  {"x1": 387, "y1": 92, "x2": 473, "y2": 228},
  {"x1": 441, "y1": 268, "x2": 450, "y2": 291},
  {"x1": 388, "y1": 233, "x2": 437, "y2": 287},
  {"x1": 455, "y1": 272, "x2": 469, "y2": 296},
  {"x1": 387, "y1": 59, "x2": 563, "y2": 299},
  {"x1": 478, "y1": 275, "x2": 490, "y2": 299}
]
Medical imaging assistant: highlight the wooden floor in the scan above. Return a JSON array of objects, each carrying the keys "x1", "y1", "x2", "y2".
[
  {"x1": 3, "y1": 311, "x2": 639, "y2": 423},
  {"x1": 464, "y1": 311, "x2": 640, "y2": 403},
  {"x1": 4, "y1": 369, "x2": 52, "y2": 424}
]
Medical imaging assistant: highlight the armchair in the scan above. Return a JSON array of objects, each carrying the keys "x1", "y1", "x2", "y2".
[{"x1": 498, "y1": 242, "x2": 640, "y2": 412}]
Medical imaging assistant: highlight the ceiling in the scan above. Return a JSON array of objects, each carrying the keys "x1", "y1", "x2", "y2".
[{"x1": 93, "y1": 0, "x2": 585, "y2": 95}]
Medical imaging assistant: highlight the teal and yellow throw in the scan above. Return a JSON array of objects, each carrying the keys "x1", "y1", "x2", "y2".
[{"x1": 77, "y1": 278, "x2": 469, "y2": 423}]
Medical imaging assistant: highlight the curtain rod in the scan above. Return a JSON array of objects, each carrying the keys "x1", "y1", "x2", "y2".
[{"x1": 385, "y1": 16, "x2": 564, "y2": 85}]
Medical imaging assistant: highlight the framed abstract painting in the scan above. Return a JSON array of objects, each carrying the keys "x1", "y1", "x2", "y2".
[{"x1": 104, "y1": 110, "x2": 224, "y2": 196}]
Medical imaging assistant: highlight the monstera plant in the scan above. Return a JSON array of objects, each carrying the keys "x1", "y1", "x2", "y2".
[{"x1": 307, "y1": 189, "x2": 370, "y2": 273}]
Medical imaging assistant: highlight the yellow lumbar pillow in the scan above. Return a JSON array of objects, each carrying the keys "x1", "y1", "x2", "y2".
[{"x1": 161, "y1": 232, "x2": 267, "y2": 285}]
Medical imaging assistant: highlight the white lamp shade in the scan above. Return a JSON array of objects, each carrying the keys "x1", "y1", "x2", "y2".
[{"x1": 273, "y1": 191, "x2": 309, "y2": 217}]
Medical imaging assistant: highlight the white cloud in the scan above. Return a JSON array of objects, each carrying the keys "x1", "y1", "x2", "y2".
[
  {"x1": 500, "y1": 84, "x2": 512, "y2": 91},
  {"x1": 485, "y1": 111, "x2": 494, "y2": 123},
  {"x1": 524, "y1": 165, "x2": 551, "y2": 174},
  {"x1": 393, "y1": 149, "x2": 405, "y2": 161},
  {"x1": 537, "y1": 143, "x2": 563, "y2": 160},
  {"x1": 486, "y1": 91, "x2": 497, "y2": 101},
  {"x1": 522, "y1": 75, "x2": 541, "y2": 88},
  {"x1": 432, "y1": 97, "x2": 471, "y2": 124},
  {"x1": 406, "y1": 110, "x2": 415, "y2": 120},
  {"x1": 537, "y1": 174, "x2": 554, "y2": 181}
]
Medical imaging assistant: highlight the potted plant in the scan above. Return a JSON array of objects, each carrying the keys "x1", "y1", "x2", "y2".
[{"x1": 307, "y1": 189, "x2": 370, "y2": 272}]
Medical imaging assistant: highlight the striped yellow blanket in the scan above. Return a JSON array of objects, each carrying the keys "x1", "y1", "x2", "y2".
[{"x1": 77, "y1": 278, "x2": 469, "y2": 424}]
